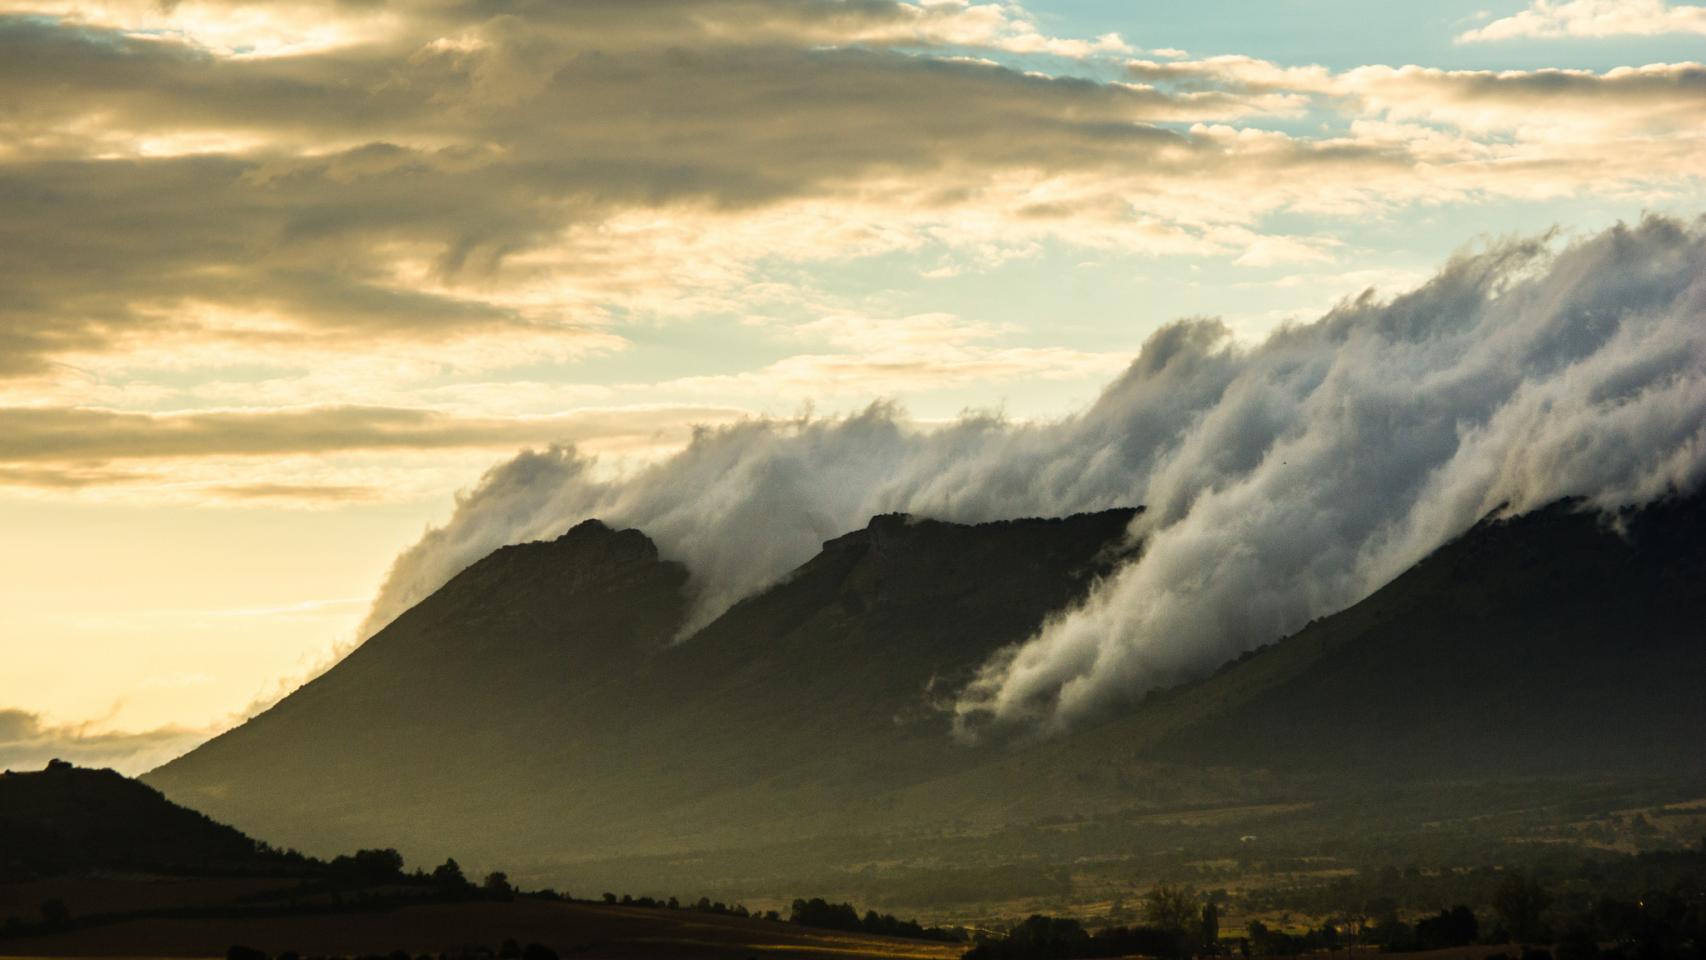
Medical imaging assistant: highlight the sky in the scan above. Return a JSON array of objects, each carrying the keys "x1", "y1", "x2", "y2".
[{"x1": 2, "y1": 0, "x2": 1705, "y2": 771}]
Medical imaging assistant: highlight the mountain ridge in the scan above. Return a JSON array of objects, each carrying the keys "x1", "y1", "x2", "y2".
[
  {"x1": 143, "y1": 493, "x2": 1706, "y2": 901},
  {"x1": 146, "y1": 507, "x2": 1144, "y2": 865}
]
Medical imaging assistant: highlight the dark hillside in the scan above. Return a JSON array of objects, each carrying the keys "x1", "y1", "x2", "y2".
[
  {"x1": 815, "y1": 492, "x2": 1706, "y2": 848},
  {"x1": 1130, "y1": 494, "x2": 1706, "y2": 774},
  {"x1": 146, "y1": 509, "x2": 1141, "y2": 867},
  {"x1": 146, "y1": 519, "x2": 692, "y2": 858},
  {"x1": 510, "y1": 509, "x2": 1145, "y2": 851},
  {"x1": 0, "y1": 761, "x2": 272, "y2": 880}
]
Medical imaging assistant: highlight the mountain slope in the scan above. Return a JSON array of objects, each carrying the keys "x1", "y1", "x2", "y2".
[
  {"x1": 147, "y1": 519, "x2": 692, "y2": 857},
  {"x1": 146, "y1": 509, "x2": 1141, "y2": 865},
  {"x1": 144, "y1": 494, "x2": 1706, "y2": 900},
  {"x1": 1131, "y1": 493, "x2": 1706, "y2": 774},
  {"x1": 890, "y1": 492, "x2": 1706, "y2": 832}
]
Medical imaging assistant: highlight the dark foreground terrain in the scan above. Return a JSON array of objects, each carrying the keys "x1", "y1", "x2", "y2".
[
  {"x1": 1, "y1": 898, "x2": 962, "y2": 959},
  {"x1": 0, "y1": 762, "x2": 961, "y2": 959},
  {"x1": 4, "y1": 762, "x2": 1703, "y2": 960}
]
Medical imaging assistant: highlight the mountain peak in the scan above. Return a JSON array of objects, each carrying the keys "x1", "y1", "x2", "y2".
[
  {"x1": 146, "y1": 507, "x2": 1144, "y2": 864},
  {"x1": 438, "y1": 518, "x2": 674, "y2": 611},
  {"x1": 816, "y1": 511, "x2": 915, "y2": 553},
  {"x1": 561, "y1": 516, "x2": 613, "y2": 537}
]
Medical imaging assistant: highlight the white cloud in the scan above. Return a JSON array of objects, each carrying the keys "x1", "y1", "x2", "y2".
[
  {"x1": 361, "y1": 218, "x2": 1706, "y2": 737},
  {"x1": 1458, "y1": 0, "x2": 1706, "y2": 41}
]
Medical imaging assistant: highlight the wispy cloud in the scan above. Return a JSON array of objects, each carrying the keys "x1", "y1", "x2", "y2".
[
  {"x1": 0, "y1": 405, "x2": 749, "y2": 462},
  {"x1": 0, "y1": 708, "x2": 207, "y2": 775},
  {"x1": 0, "y1": 405, "x2": 750, "y2": 503}
]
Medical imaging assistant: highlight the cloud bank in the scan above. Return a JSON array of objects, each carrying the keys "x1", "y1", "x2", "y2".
[
  {"x1": 6, "y1": 0, "x2": 1706, "y2": 389},
  {"x1": 363, "y1": 216, "x2": 1706, "y2": 732},
  {"x1": 7, "y1": 0, "x2": 1706, "y2": 509}
]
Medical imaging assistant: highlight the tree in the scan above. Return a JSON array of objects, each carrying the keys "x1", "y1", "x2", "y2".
[
  {"x1": 354, "y1": 848, "x2": 403, "y2": 879},
  {"x1": 1006, "y1": 914, "x2": 1090, "y2": 955},
  {"x1": 1494, "y1": 872, "x2": 1552, "y2": 945},
  {"x1": 483, "y1": 871, "x2": 515, "y2": 901},
  {"x1": 1146, "y1": 884, "x2": 1200, "y2": 934},
  {"x1": 789, "y1": 897, "x2": 862, "y2": 932},
  {"x1": 1416, "y1": 906, "x2": 1478, "y2": 949},
  {"x1": 431, "y1": 858, "x2": 470, "y2": 890},
  {"x1": 324, "y1": 847, "x2": 405, "y2": 886}
]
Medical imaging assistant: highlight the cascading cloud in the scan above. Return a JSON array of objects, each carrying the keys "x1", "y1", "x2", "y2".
[{"x1": 361, "y1": 215, "x2": 1706, "y2": 733}]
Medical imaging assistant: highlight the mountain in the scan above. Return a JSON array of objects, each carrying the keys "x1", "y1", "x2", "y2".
[
  {"x1": 1128, "y1": 493, "x2": 1706, "y2": 774},
  {"x1": 146, "y1": 509, "x2": 1141, "y2": 867},
  {"x1": 143, "y1": 494, "x2": 1706, "y2": 906},
  {"x1": 0, "y1": 760, "x2": 275, "y2": 880},
  {"x1": 144, "y1": 518, "x2": 693, "y2": 858},
  {"x1": 891, "y1": 492, "x2": 1706, "y2": 829}
]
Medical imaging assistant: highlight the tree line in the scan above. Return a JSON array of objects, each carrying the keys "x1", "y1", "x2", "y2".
[
  {"x1": 787, "y1": 897, "x2": 965, "y2": 942},
  {"x1": 964, "y1": 884, "x2": 1217, "y2": 960},
  {"x1": 961, "y1": 872, "x2": 1705, "y2": 960}
]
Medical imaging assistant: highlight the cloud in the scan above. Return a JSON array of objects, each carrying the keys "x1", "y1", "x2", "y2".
[
  {"x1": 0, "y1": 404, "x2": 748, "y2": 461},
  {"x1": 1338, "y1": 62, "x2": 1706, "y2": 136},
  {"x1": 6, "y1": 1, "x2": 1706, "y2": 389},
  {"x1": 0, "y1": 404, "x2": 750, "y2": 503},
  {"x1": 1128, "y1": 53, "x2": 1706, "y2": 139},
  {"x1": 0, "y1": 464, "x2": 159, "y2": 490},
  {"x1": 1458, "y1": 0, "x2": 1706, "y2": 42},
  {"x1": 3, "y1": 0, "x2": 1131, "y2": 59},
  {"x1": 0, "y1": 9, "x2": 1226, "y2": 380},
  {"x1": 202, "y1": 482, "x2": 383, "y2": 502},
  {"x1": 0, "y1": 709, "x2": 207, "y2": 776},
  {"x1": 359, "y1": 216, "x2": 1706, "y2": 733},
  {"x1": 652, "y1": 312, "x2": 1134, "y2": 399}
]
